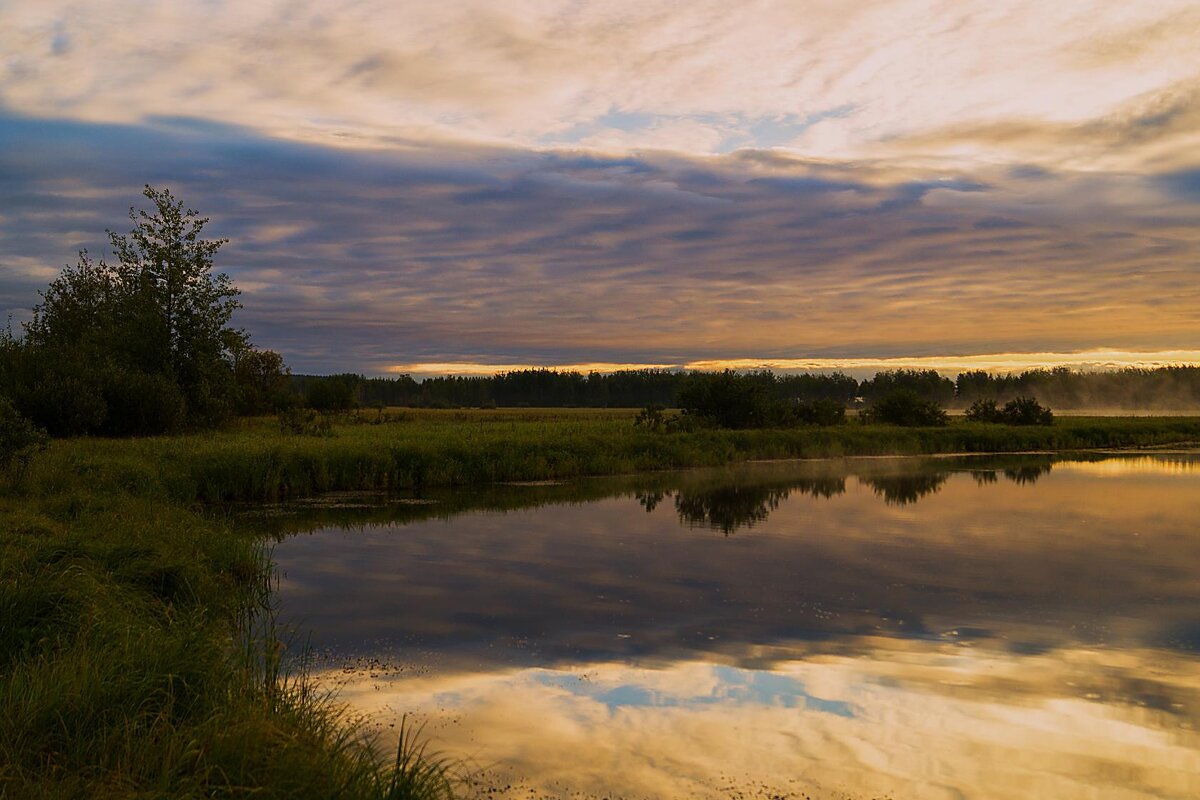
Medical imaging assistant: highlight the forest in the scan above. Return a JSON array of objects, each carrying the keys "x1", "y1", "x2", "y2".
[{"x1": 295, "y1": 364, "x2": 1200, "y2": 413}]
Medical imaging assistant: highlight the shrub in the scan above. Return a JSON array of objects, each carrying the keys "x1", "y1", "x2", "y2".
[
  {"x1": 278, "y1": 408, "x2": 333, "y2": 436},
  {"x1": 1001, "y1": 396, "x2": 1054, "y2": 426},
  {"x1": 792, "y1": 398, "x2": 846, "y2": 426},
  {"x1": 13, "y1": 358, "x2": 108, "y2": 436},
  {"x1": 634, "y1": 404, "x2": 668, "y2": 431},
  {"x1": 676, "y1": 371, "x2": 779, "y2": 429},
  {"x1": 634, "y1": 404, "x2": 703, "y2": 433},
  {"x1": 100, "y1": 367, "x2": 187, "y2": 435},
  {"x1": 863, "y1": 390, "x2": 948, "y2": 426},
  {"x1": 0, "y1": 396, "x2": 47, "y2": 470},
  {"x1": 964, "y1": 398, "x2": 1004, "y2": 423}
]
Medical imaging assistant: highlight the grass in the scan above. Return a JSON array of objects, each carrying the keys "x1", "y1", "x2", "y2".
[
  {"x1": 3, "y1": 407, "x2": 1199, "y2": 796},
  {"x1": 23, "y1": 408, "x2": 1200, "y2": 504},
  {"x1": 0, "y1": 442, "x2": 458, "y2": 797}
]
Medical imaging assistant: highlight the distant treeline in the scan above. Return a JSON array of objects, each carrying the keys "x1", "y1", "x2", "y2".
[{"x1": 291, "y1": 366, "x2": 1200, "y2": 411}]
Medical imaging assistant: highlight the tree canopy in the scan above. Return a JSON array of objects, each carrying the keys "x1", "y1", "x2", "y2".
[{"x1": 3, "y1": 186, "x2": 287, "y2": 435}]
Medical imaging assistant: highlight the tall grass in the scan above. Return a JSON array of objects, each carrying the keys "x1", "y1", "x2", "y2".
[
  {"x1": 2, "y1": 408, "x2": 1198, "y2": 796},
  {"x1": 23, "y1": 409, "x2": 1200, "y2": 504},
  {"x1": 0, "y1": 457, "x2": 458, "y2": 797}
]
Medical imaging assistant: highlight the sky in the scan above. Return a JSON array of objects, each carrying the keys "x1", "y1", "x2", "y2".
[{"x1": 1, "y1": 1, "x2": 1199, "y2": 375}]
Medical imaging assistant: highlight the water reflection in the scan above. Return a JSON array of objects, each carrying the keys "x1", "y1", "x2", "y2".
[
  {"x1": 269, "y1": 453, "x2": 1200, "y2": 799},
  {"x1": 860, "y1": 471, "x2": 951, "y2": 505},
  {"x1": 246, "y1": 455, "x2": 1069, "y2": 539},
  {"x1": 328, "y1": 640, "x2": 1200, "y2": 800}
]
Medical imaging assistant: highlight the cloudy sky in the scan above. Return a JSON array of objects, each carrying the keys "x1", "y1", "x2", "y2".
[{"x1": 2, "y1": 1, "x2": 1199, "y2": 374}]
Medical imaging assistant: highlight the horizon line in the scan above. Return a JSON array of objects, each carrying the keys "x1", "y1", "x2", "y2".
[{"x1": 375, "y1": 349, "x2": 1200, "y2": 378}]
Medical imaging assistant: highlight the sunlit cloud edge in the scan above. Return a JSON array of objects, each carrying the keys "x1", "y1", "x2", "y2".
[{"x1": 382, "y1": 349, "x2": 1200, "y2": 378}]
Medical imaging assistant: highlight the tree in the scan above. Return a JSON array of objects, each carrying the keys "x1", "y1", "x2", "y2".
[
  {"x1": 1000, "y1": 396, "x2": 1054, "y2": 426},
  {"x1": 11, "y1": 185, "x2": 258, "y2": 434},
  {"x1": 964, "y1": 398, "x2": 1004, "y2": 423},
  {"x1": 232, "y1": 345, "x2": 293, "y2": 415},
  {"x1": 862, "y1": 390, "x2": 948, "y2": 426},
  {"x1": 106, "y1": 185, "x2": 240, "y2": 422},
  {"x1": 676, "y1": 370, "x2": 778, "y2": 429}
]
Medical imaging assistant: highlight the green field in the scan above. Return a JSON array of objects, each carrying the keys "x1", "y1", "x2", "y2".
[{"x1": 4, "y1": 409, "x2": 1200, "y2": 798}]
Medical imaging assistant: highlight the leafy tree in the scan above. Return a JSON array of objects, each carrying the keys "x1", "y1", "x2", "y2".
[
  {"x1": 1000, "y1": 396, "x2": 1054, "y2": 426},
  {"x1": 792, "y1": 398, "x2": 846, "y2": 426},
  {"x1": 676, "y1": 370, "x2": 778, "y2": 429},
  {"x1": 859, "y1": 369, "x2": 954, "y2": 403},
  {"x1": 10, "y1": 185, "x2": 264, "y2": 434},
  {"x1": 104, "y1": 185, "x2": 239, "y2": 423},
  {"x1": 232, "y1": 345, "x2": 293, "y2": 415},
  {"x1": 862, "y1": 390, "x2": 948, "y2": 426},
  {"x1": 964, "y1": 398, "x2": 1004, "y2": 423},
  {"x1": 304, "y1": 373, "x2": 360, "y2": 412},
  {"x1": 0, "y1": 396, "x2": 47, "y2": 470}
]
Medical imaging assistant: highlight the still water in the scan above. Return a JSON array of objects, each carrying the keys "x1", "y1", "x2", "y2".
[{"x1": 266, "y1": 454, "x2": 1200, "y2": 799}]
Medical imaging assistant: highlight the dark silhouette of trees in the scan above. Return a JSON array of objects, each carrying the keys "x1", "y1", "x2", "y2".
[
  {"x1": 304, "y1": 373, "x2": 360, "y2": 412},
  {"x1": 232, "y1": 347, "x2": 293, "y2": 416},
  {"x1": 675, "y1": 370, "x2": 780, "y2": 428},
  {"x1": 2, "y1": 186, "x2": 285, "y2": 434},
  {"x1": 955, "y1": 366, "x2": 1200, "y2": 410},
  {"x1": 862, "y1": 390, "x2": 948, "y2": 426},
  {"x1": 291, "y1": 364, "x2": 1200, "y2": 415},
  {"x1": 859, "y1": 369, "x2": 955, "y2": 404},
  {"x1": 999, "y1": 396, "x2": 1054, "y2": 425},
  {"x1": 966, "y1": 396, "x2": 1053, "y2": 425},
  {"x1": 964, "y1": 398, "x2": 1004, "y2": 422}
]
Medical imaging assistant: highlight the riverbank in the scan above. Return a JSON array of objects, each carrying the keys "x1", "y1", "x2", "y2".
[
  {"x1": 24, "y1": 409, "x2": 1200, "y2": 504},
  {"x1": 3, "y1": 409, "x2": 1200, "y2": 797}
]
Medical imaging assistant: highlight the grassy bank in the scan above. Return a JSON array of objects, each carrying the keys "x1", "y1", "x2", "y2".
[
  {"x1": 4, "y1": 408, "x2": 1200, "y2": 797},
  {"x1": 24, "y1": 408, "x2": 1200, "y2": 504},
  {"x1": 0, "y1": 433, "x2": 460, "y2": 797}
]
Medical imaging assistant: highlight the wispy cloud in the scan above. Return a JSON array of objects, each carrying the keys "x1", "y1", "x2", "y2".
[
  {"x1": 1, "y1": 110, "x2": 1197, "y2": 373},
  {"x1": 2, "y1": 2, "x2": 1198, "y2": 372},
  {"x1": 3, "y1": 1, "x2": 1199, "y2": 168}
]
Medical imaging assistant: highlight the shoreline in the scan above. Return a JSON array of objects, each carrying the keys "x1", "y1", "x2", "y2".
[{"x1": 4, "y1": 410, "x2": 1200, "y2": 797}]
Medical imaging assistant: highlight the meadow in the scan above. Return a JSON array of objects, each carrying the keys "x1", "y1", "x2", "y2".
[{"x1": 3, "y1": 408, "x2": 1200, "y2": 798}]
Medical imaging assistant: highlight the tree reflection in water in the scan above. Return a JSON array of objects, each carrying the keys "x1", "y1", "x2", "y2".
[
  {"x1": 861, "y1": 473, "x2": 951, "y2": 506},
  {"x1": 640, "y1": 460, "x2": 1060, "y2": 532},
  {"x1": 641, "y1": 477, "x2": 847, "y2": 535}
]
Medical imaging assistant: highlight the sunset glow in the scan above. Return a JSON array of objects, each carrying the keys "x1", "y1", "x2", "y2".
[{"x1": 388, "y1": 349, "x2": 1200, "y2": 378}]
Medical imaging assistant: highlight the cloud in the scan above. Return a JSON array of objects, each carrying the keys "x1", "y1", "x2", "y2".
[
  {"x1": 320, "y1": 645, "x2": 1200, "y2": 800},
  {"x1": 3, "y1": 1, "x2": 1199, "y2": 168},
  {"x1": 1, "y1": 109, "x2": 1198, "y2": 372}
]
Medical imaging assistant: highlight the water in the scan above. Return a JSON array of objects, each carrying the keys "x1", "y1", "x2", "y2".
[{"x1": 266, "y1": 454, "x2": 1200, "y2": 799}]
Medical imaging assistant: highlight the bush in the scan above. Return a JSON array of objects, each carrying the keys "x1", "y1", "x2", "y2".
[
  {"x1": 634, "y1": 404, "x2": 668, "y2": 431},
  {"x1": 964, "y1": 398, "x2": 1004, "y2": 423},
  {"x1": 233, "y1": 347, "x2": 293, "y2": 416},
  {"x1": 676, "y1": 371, "x2": 780, "y2": 429},
  {"x1": 792, "y1": 398, "x2": 846, "y2": 426},
  {"x1": 863, "y1": 390, "x2": 948, "y2": 426},
  {"x1": 964, "y1": 396, "x2": 1054, "y2": 425},
  {"x1": 0, "y1": 396, "x2": 47, "y2": 470},
  {"x1": 634, "y1": 404, "x2": 704, "y2": 433},
  {"x1": 13, "y1": 359, "x2": 109, "y2": 436},
  {"x1": 100, "y1": 367, "x2": 187, "y2": 435},
  {"x1": 1001, "y1": 396, "x2": 1054, "y2": 426},
  {"x1": 278, "y1": 407, "x2": 333, "y2": 436}
]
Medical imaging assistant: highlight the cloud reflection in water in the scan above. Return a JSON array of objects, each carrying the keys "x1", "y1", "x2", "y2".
[{"x1": 272, "y1": 454, "x2": 1200, "y2": 798}]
